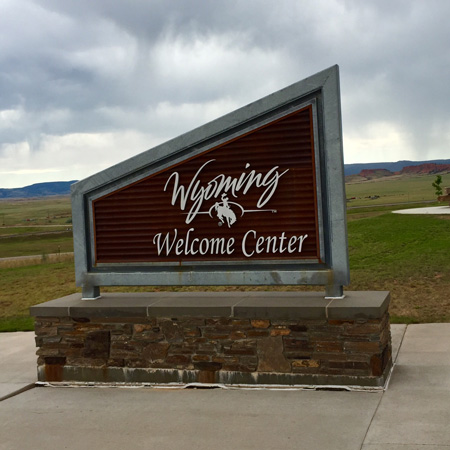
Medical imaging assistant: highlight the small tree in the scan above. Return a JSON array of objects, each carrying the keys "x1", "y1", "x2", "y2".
[{"x1": 432, "y1": 175, "x2": 443, "y2": 197}]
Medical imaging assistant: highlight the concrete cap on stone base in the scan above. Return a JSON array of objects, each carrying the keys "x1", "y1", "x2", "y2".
[{"x1": 30, "y1": 291, "x2": 390, "y2": 321}]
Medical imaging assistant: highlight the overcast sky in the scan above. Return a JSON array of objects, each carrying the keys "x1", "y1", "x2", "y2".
[{"x1": 1, "y1": 0, "x2": 449, "y2": 188}]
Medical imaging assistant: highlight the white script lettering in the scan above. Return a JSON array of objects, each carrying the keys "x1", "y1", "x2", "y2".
[
  {"x1": 152, "y1": 228, "x2": 308, "y2": 258},
  {"x1": 153, "y1": 228, "x2": 235, "y2": 256},
  {"x1": 241, "y1": 230, "x2": 308, "y2": 257},
  {"x1": 164, "y1": 160, "x2": 289, "y2": 224}
]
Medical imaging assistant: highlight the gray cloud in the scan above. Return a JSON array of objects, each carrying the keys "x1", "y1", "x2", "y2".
[{"x1": 1, "y1": 0, "x2": 449, "y2": 187}]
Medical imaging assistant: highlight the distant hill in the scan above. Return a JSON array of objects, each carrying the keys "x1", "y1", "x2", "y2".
[
  {"x1": 344, "y1": 159, "x2": 450, "y2": 176},
  {"x1": 0, "y1": 181, "x2": 77, "y2": 199},
  {"x1": 401, "y1": 163, "x2": 450, "y2": 175}
]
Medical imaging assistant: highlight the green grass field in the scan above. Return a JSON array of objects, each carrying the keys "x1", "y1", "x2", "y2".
[
  {"x1": 0, "y1": 175, "x2": 449, "y2": 330},
  {"x1": 0, "y1": 226, "x2": 69, "y2": 236},
  {"x1": 0, "y1": 231, "x2": 73, "y2": 258},
  {"x1": 346, "y1": 173, "x2": 450, "y2": 207},
  {"x1": 0, "y1": 196, "x2": 72, "y2": 226},
  {"x1": 0, "y1": 196, "x2": 73, "y2": 259},
  {"x1": 346, "y1": 212, "x2": 450, "y2": 323}
]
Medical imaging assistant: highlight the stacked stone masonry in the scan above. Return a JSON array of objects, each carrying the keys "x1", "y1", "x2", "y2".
[{"x1": 35, "y1": 312, "x2": 391, "y2": 380}]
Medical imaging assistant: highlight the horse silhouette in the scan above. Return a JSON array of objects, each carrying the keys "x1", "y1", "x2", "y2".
[{"x1": 214, "y1": 202, "x2": 236, "y2": 228}]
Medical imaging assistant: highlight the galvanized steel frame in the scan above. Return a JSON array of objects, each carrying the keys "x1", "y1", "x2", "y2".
[{"x1": 71, "y1": 65, "x2": 349, "y2": 299}]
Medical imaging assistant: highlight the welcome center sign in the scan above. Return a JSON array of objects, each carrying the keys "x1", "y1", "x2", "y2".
[{"x1": 71, "y1": 65, "x2": 349, "y2": 299}]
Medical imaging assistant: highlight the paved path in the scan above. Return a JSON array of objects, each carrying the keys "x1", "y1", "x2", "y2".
[
  {"x1": 347, "y1": 200, "x2": 436, "y2": 210},
  {"x1": 1, "y1": 324, "x2": 449, "y2": 449},
  {"x1": 0, "y1": 252, "x2": 73, "y2": 263},
  {"x1": 393, "y1": 205, "x2": 450, "y2": 214}
]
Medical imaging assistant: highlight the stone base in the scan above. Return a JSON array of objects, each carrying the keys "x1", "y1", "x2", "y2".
[{"x1": 30, "y1": 291, "x2": 392, "y2": 388}]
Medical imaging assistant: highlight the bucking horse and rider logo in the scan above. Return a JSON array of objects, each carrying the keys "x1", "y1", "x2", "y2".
[
  {"x1": 209, "y1": 193, "x2": 276, "y2": 228},
  {"x1": 213, "y1": 194, "x2": 237, "y2": 227}
]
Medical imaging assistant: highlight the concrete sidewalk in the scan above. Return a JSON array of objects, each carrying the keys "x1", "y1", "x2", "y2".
[
  {"x1": 0, "y1": 332, "x2": 36, "y2": 401},
  {"x1": 1, "y1": 324, "x2": 449, "y2": 449}
]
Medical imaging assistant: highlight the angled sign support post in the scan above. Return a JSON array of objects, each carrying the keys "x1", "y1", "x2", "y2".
[{"x1": 71, "y1": 65, "x2": 349, "y2": 300}]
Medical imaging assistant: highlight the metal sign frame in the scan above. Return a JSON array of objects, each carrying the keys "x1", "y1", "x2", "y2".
[{"x1": 71, "y1": 65, "x2": 349, "y2": 299}]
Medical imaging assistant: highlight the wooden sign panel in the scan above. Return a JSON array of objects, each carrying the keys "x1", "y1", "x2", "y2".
[{"x1": 93, "y1": 106, "x2": 320, "y2": 264}]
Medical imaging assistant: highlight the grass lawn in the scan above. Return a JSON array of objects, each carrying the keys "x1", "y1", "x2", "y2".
[
  {"x1": 346, "y1": 173, "x2": 450, "y2": 207},
  {"x1": 0, "y1": 231, "x2": 73, "y2": 258},
  {"x1": 0, "y1": 261, "x2": 78, "y2": 331},
  {"x1": 346, "y1": 212, "x2": 450, "y2": 323},
  {"x1": 0, "y1": 226, "x2": 70, "y2": 236},
  {"x1": 0, "y1": 196, "x2": 72, "y2": 226}
]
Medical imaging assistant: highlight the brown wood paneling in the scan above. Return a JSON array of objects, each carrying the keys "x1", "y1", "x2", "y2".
[{"x1": 93, "y1": 105, "x2": 320, "y2": 264}]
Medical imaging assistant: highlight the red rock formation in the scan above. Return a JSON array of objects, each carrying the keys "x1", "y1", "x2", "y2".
[
  {"x1": 400, "y1": 163, "x2": 450, "y2": 175},
  {"x1": 357, "y1": 163, "x2": 450, "y2": 179},
  {"x1": 359, "y1": 169, "x2": 393, "y2": 179}
]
